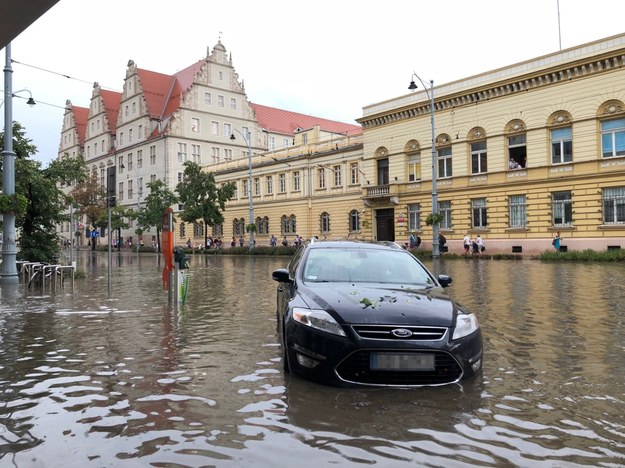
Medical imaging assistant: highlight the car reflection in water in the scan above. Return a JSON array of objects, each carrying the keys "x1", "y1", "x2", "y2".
[{"x1": 272, "y1": 240, "x2": 483, "y2": 387}]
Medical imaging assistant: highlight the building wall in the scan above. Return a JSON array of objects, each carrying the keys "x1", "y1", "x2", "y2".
[{"x1": 358, "y1": 34, "x2": 625, "y2": 254}]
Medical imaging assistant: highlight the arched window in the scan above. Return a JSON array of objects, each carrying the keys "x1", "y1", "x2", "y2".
[
  {"x1": 212, "y1": 224, "x2": 223, "y2": 236},
  {"x1": 547, "y1": 111, "x2": 573, "y2": 165},
  {"x1": 505, "y1": 120, "x2": 527, "y2": 169},
  {"x1": 179, "y1": 222, "x2": 186, "y2": 238},
  {"x1": 320, "y1": 212, "x2": 330, "y2": 233},
  {"x1": 468, "y1": 127, "x2": 487, "y2": 175},
  {"x1": 436, "y1": 134, "x2": 452, "y2": 178},
  {"x1": 281, "y1": 215, "x2": 297, "y2": 234},
  {"x1": 349, "y1": 210, "x2": 360, "y2": 232},
  {"x1": 256, "y1": 216, "x2": 269, "y2": 235},
  {"x1": 405, "y1": 140, "x2": 421, "y2": 182}
]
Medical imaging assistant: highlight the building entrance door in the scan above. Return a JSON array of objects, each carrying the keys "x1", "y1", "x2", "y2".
[{"x1": 375, "y1": 208, "x2": 395, "y2": 241}]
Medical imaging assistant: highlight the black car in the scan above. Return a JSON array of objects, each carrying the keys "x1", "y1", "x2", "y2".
[{"x1": 272, "y1": 240, "x2": 483, "y2": 387}]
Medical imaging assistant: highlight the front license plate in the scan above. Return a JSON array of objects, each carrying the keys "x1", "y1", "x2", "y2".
[{"x1": 370, "y1": 352, "x2": 435, "y2": 371}]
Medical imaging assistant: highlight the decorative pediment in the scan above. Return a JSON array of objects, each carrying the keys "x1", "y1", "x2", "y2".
[
  {"x1": 548, "y1": 111, "x2": 572, "y2": 126},
  {"x1": 597, "y1": 100, "x2": 625, "y2": 117},
  {"x1": 505, "y1": 119, "x2": 526, "y2": 134}
]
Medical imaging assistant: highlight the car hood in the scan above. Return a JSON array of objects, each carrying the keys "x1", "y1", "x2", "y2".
[{"x1": 298, "y1": 282, "x2": 456, "y2": 326}]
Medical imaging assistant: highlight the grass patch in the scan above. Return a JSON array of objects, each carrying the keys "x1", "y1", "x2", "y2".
[{"x1": 536, "y1": 248, "x2": 625, "y2": 262}]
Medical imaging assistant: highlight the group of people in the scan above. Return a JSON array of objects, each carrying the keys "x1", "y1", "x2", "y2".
[{"x1": 463, "y1": 234, "x2": 485, "y2": 256}]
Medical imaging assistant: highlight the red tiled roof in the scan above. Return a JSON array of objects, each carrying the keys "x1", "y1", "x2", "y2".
[
  {"x1": 71, "y1": 105, "x2": 89, "y2": 145},
  {"x1": 100, "y1": 89, "x2": 121, "y2": 132},
  {"x1": 250, "y1": 103, "x2": 362, "y2": 136},
  {"x1": 136, "y1": 59, "x2": 205, "y2": 121}
]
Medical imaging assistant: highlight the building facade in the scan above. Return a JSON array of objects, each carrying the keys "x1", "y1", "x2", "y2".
[
  {"x1": 357, "y1": 33, "x2": 625, "y2": 254},
  {"x1": 57, "y1": 34, "x2": 625, "y2": 254}
]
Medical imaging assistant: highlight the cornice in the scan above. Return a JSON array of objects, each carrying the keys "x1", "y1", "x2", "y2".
[{"x1": 358, "y1": 49, "x2": 625, "y2": 130}]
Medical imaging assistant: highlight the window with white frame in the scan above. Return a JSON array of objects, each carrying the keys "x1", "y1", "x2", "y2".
[
  {"x1": 552, "y1": 191, "x2": 572, "y2": 226},
  {"x1": 603, "y1": 186, "x2": 625, "y2": 224},
  {"x1": 137, "y1": 149, "x2": 143, "y2": 168},
  {"x1": 204, "y1": 92, "x2": 212, "y2": 105},
  {"x1": 318, "y1": 168, "x2": 326, "y2": 189},
  {"x1": 279, "y1": 174, "x2": 286, "y2": 193},
  {"x1": 333, "y1": 165, "x2": 342, "y2": 186},
  {"x1": 118, "y1": 155, "x2": 124, "y2": 172},
  {"x1": 150, "y1": 174, "x2": 156, "y2": 183},
  {"x1": 210, "y1": 147, "x2": 220, "y2": 163},
  {"x1": 192, "y1": 144, "x2": 201, "y2": 164},
  {"x1": 320, "y1": 212, "x2": 330, "y2": 233},
  {"x1": 191, "y1": 118, "x2": 200, "y2": 133},
  {"x1": 119, "y1": 132, "x2": 124, "y2": 146},
  {"x1": 218, "y1": 95, "x2": 224, "y2": 107},
  {"x1": 254, "y1": 177, "x2": 260, "y2": 196},
  {"x1": 230, "y1": 97, "x2": 236, "y2": 110},
  {"x1": 269, "y1": 136, "x2": 276, "y2": 150},
  {"x1": 408, "y1": 203, "x2": 421, "y2": 231},
  {"x1": 509, "y1": 195, "x2": 526, "y2": 228},
  {"x1": 128, "y1": 179, "x2": 134, "y2": 200},
  {"x1": 551, "y1": 127, "x2": 573, "y2": 164},
  {"x1": 293, "y1": 171, "x2": 300, "y2": 191},
  {"x1": 177, "y1": 142, "x2": 187, "y2": 162},
  {"x1": 127, "y1": 153, "x2": 133, "y2": 172},
  {"x1": 266, "y1": 176, "x2": 273, "y2": 195},
  {"x1": 439, "y1": 200, "x2": 452, "y2": 229},
  {"x1": 408, "y1": 153, "x2": 421, "y2": 181},
  {"x1": 129, "y1": 128, "x2": 133, "y2": 142},
  {"x1": 224, "y1": 123, "x2": 231, "y2": 137},
  {"x1": 471, "y1": 141, "x2": 487, "y2": 174},
  {"x1": 472, "y1": 198, "x2": 488, "y2": 228},
  {"x1": 349, "y1": 209, "x2": 360, "y2": 232},
  {"x1": 508, "y1": 134, "x2": 526, "y2": 169},
  {"x1": 350, "y1": 162, "x2": 359, "y2": 184},
  {"x1": 150, "y1": 145, "x2": 156, "y2": 165},
  {"x1": 224, "y1": 149, "x2": 233, "y2": 161},
  {"x1": 118, "y1": 181, "x2": 124, "y2": 201},
  {"x1": 177, "y1": 172, "x2": 184, "y2": 183},
  {"x1": 138, "y1": 124, "x2": 142, "y2": 139},
  {"x1": 211, "y1": 121, "x2": 219, "y2": 135},
  {"x1": 282, "y1": 138, "x2": 290, "y2": 148},
  {"x1": 242, "y1": 179, "x2": 249, "y2": 198},
  {"x1": 601, "y1": 118, "x2": 625, "y2": 158}
]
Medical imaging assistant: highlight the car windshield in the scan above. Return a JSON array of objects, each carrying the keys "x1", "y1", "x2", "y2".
[{"x1": 303, "y1": 248, "x2": 434, "y2": 285}]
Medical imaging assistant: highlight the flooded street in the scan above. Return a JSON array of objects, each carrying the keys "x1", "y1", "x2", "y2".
[{"x1": 1, "y1": 252, "x2": 625, "y2": 467}]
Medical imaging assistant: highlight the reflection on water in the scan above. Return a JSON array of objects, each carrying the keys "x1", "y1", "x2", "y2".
[{"x1": 1, "y1": 253, "x2": 625, "y2": 466}]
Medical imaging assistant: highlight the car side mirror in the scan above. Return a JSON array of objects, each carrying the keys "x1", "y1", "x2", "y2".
[
  {"x1": 438, "y1": 274, "x2": 453, "y2": 288},
  {"x1": 272, "y1": 268, "x2": 292, "y2": 283}
]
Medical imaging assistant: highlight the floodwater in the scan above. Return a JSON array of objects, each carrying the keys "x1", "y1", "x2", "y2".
[{"x1": 1, "y1": 252, "x2": 625, "y2": 467}]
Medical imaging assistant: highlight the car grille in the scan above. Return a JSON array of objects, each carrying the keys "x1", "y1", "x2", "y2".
[
  {"x1": 352, "y1": 325, "x2": 447, "y2": 341},
  {"x1": 336, "y1": 350, "x2": 463, "y2": 386}
]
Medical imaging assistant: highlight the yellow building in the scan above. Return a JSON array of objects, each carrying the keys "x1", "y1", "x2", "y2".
[{"x1": 357, "y1": 33, "x2": 625, "y2": 255}]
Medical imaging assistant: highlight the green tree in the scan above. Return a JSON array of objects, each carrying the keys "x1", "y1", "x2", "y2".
[
  {"x1": 70, "y1": 172, "x2": 107, "y2": 251},
  {"x1": 97, "y1": 205, "x2": 134, "y2": 250},
  {"x1": 176, "y1": 161, "x2": 235, "y2": 249},
  {"x1": 136, "y1": 179, "x2": 177, "y2": 252},
  {"x1": 1, "y1": 122, "x2": 86, "y2": 263}
]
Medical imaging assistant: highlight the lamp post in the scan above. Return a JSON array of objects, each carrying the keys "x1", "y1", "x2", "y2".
[
  {"x1": 1, "y1": 43, "x2": 36, "y2": 283},
  {"x1": 408, "y1": 73, "x2": 439, "y2": 258},
  {"x1": 230, "y1": 129, "x2": 254, "y2": 250}
]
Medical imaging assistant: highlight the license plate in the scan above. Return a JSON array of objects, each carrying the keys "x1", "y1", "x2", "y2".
[{"x1": 370, "y1": 352, "x2": 435, "y2": 371}]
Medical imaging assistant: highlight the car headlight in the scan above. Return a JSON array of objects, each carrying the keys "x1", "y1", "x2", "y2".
[
  {"x1": 452, "y1": 313, "x2": 479, "y2": 340},
  {"x1": 292, "y1": 308, "x2": 347, "y2": 337}
]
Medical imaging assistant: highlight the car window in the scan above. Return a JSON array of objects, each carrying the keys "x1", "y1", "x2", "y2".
[{"x1": 303, "y1": 248, "x2": 433, "y2": 285}]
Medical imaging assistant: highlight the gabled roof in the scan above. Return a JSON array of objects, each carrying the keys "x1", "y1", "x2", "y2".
[
  {"x1": 100, "y1": 89, "x2": 121, "y2": 132},
  {"x1": 71, "y1": 105, "x2": 89, "y2": 145},
  {"x1": 137, "y1": 59, "x2": 205, "y2": 121},
  {"x1": 251, "y1": 103, "x2": 362, "y2": 136}
]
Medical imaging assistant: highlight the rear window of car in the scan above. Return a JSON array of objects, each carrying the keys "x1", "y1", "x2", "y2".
[{"x1": 303, "y1": 248, "x2": 433, "y2": 285}]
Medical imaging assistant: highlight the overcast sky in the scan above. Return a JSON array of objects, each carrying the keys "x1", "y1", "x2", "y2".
[{"x1": 3, "y1": 0, "x2": 625, "y2": 165}]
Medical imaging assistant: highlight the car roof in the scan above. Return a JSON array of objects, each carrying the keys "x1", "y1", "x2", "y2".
[{"x1": 306, "y1": 239, "x2": 404, "y2": 251}]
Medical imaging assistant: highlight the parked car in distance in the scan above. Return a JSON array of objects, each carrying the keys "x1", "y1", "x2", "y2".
[{"x1": 272, "y1": 240, "x2": 483, "y2": 387}]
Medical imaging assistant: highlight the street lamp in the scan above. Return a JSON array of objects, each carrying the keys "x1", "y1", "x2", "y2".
[
  {"x1": 408, "y1": 72, "x2": 439, "y2": 258},
  {"x1": 1, "y1": 43, "x2": 36, "y2": 283},
  {"x1": 230, "y1": 129, "x2": 254, "y2": 250}
]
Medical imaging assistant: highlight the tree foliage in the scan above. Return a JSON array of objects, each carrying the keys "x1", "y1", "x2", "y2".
[
  {"x1": 70, "y1": 172, "x2": 107, "y2": 250},
  {"x1": 176, "y1": 161, "x2": 235, "y2": 247},
  {"x1": 0, "y1": 122, "x2": 86, "y2": 263},
  {"x1": 135, "y1": 179, "x2": 178, "y2": 252}
]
